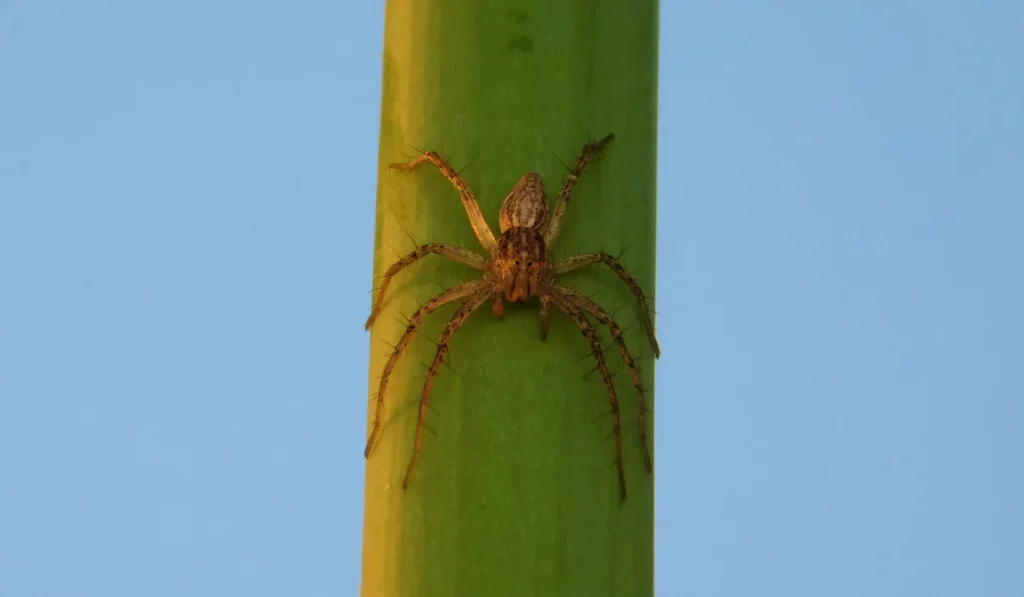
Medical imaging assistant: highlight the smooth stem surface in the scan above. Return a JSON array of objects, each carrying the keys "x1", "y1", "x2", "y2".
[{"x1": 361, "y1": 1, "x2": 658, "y2": 596}]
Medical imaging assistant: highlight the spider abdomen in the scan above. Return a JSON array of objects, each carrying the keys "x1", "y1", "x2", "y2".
[{"x1": 498, "y1": 172, "x2": 548, "y2": 233}]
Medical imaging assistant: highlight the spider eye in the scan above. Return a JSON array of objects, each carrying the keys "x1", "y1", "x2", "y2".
[
  {"x1": 514, "y1": 259, "x2": 520, "y2": 266},
  {"x1": 527, "y1": 260, "x2": 534, "y2": 267}
]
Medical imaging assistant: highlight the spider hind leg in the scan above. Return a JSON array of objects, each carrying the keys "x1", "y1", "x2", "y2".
[
  {"x1": 390, "y1": 151, "x2": 498, "y2": 253},
  {"x1": 544, "y1": 133, "x2": 616, "y2": 249}
]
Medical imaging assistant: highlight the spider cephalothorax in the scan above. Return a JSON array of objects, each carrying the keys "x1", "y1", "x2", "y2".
[
  {"x1": 491, "y1": 227, "x2": 547, "y2": 311},
  {"x1": 364, "y1": 134, "x2": 660, "y2": 498}
]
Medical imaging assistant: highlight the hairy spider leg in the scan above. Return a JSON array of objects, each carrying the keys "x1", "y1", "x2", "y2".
[
  {"x1": 551, "y1": 283, "x2": 652, "y2": 473},
  {"x1": 553, "y1": 252, "x2": 660, "y2": 358},
  {"x1": 365, "y1": 243, "x2": 487, "y2": 330},
  {"x1": 403, "y1": 290, "x2": 492, "y2": 490},
  {"x1": 544, "y1": 133, "x2": 616, "y2": 249},
  {"x1": 390, "y1": 152, "x2": 498, "y2": 254},
  {"x1": 364, "y1": 280, "x2": 487, "y2": 459},
  {"x1": 547, "y1": 291, "x2": 628, "y2": 500}
]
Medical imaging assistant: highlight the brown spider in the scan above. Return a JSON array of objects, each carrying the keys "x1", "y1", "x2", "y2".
[{"x1": 364, "y1": 133, "x2": 660, "y2": 498}]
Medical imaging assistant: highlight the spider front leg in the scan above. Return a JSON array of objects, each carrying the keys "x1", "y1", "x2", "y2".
[
  {"x1": 366, "y1": 243, "x2": 487, "y2": 329},
  {"x1": 551, "y1": 283, "x2": 652, "y2": 473},
  {"x1": 554, "y1": 252, "x2": 660, "y2": 358},
  {"x1": 404, "y1": 290, "x2": 492, "y2": 490},
  {"x1": 547, "y1": 291, "x2": 628, "y2": 500},
  {"x1": 365, "y1": 280, "x2": 487, "y2": 458},
  {"x1": 543, "y1": 133, "x2": 615, "y2": 249},
  {"x1": 390, "y1": 151, "x2": 498, "y2": 254}
]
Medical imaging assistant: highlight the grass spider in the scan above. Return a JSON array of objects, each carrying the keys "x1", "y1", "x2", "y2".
[{"x1": 364, "y1": 133, "x2": 660, "y2": 498}]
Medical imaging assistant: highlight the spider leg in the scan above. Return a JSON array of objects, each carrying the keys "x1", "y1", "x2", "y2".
[
  {"x1": 366, "y1": 243, "x2": 487, "y2": 330},
  {"x1": 550, "y1": 283, "x2": 652, "y2": 473},
  {"x1": 547, "y1": 291, "x2": 628, "y2": 500},
  {"x1": 390, "y1": 151, "x2": 498, "y2": 254},
  {"x1": 543, "y1": 133, "x2": 615, "y2": 249},
  {"x1": 553, "y1": 252, "x2": 660, "y2": 358},
  {"x1": 404, "y1": 290, "x2": 492, "y2": 490},
  {"x1": 365, "y1": 280, "x2": 487, "y2": 459}
]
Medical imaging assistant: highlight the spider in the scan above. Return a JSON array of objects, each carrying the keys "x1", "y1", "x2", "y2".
[{"x1": 363, "y1": 133, "x2": 660, "y2": 499}]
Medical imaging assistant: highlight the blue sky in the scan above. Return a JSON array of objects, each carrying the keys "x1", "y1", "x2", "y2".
[{"x1": 2, "y1": 1, "x2": 1021, "y2": 596}]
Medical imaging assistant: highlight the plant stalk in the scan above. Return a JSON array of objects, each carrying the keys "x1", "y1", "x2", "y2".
[{"x1": 361, "y1": 1, "x2": 658, "y2": 595}]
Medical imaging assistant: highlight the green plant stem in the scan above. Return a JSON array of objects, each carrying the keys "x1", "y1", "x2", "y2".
[{"x1": 361, "y1": 1, "x2": 658, "y2": 595}]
